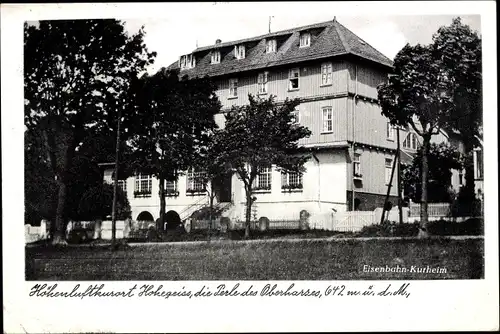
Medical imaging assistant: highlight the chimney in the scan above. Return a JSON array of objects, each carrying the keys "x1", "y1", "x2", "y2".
[{"x1": 215, "y1": 39, "x2": 222, "y2": 45}]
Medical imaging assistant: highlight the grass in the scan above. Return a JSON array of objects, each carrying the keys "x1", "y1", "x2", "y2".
[{"x1": 26, "y1": 237, "x2": 484, "y2": 280}]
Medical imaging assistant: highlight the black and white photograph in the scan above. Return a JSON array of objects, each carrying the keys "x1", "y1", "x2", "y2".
[{"x1": 2, "y1": 1, "x2": 498, "y2": 332}]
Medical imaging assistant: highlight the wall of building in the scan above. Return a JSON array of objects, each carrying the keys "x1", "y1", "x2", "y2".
[
  {"x1": 398, "y1": 126, "x2": 467, "y2": 194},
  {"x1": 213, "y1": 61, "x2": 394, "y2": 150},
  {"x1": 346, "y1": 145, "x2": 398, "y2": 197},
  {"x1": 347, "y1": 97, "x2": 397, "y2": 149},
  {"x1": 296, "y1": 98, "x2": 349, "y2": 146},
  {"x1": 104, "y1": 58, "x2": 398, "y2": 222},
  {"x1": 232, "y1": 149, "x2": 348, "y2": 220},
  {"x1": 215, "y1": 59, "x2": 350, "y2": 110},
  {"x1": 104, "y1": 149, "x2": 348, "y2": 223},
  {"x1": 105, "y1": 172, "x2": 211, "y2": 222},
  {"x1": 347, "y1": 61, "x2": 388, "y2": 99},
  {"x1": 347, "y1": 191, "x2": 399, "y2": 212}
]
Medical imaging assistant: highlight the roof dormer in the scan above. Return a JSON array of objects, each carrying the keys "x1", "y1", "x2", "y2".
[
  {"x1": 266, "y1": 39, "x2": 277, "y2": 53},
  {"x1": 211, "y1": 49, "x2": 221, "y2": 64},
  {"x1": 299, "y1": 31, "x2": 311, "y2": 48},
  {"x1": 179, "y1": 53, "x2": 196, "y2": 70},
  {"x1": 234, "y1": 44, "x2": 246, "y2": 60}
]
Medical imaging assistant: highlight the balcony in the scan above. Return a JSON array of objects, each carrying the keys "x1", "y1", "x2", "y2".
[
  {"x1": 253, "y1": 185, "x2": 271, "y2": 193},
  {"x1": 133, "y1": 190, "x2": 152, "y2": 198},
  {"x1": 281, "y1": 183, "x2": 303, "y2": 193},
  {"x1": 186, "y1": 188, "x2": 206, "y2": 196},
  {"x1": 165, "y1": 190, "x2": 180, "y2": 197}
]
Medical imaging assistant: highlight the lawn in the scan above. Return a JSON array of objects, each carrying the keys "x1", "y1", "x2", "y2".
[{"x1": 25, "y1": 237, "x2": 484, "y2": 280}]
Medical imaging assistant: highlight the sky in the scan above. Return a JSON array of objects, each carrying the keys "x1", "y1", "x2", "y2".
[{"x1": 118, "y1": 3, "x2": 481, "y2": 75}]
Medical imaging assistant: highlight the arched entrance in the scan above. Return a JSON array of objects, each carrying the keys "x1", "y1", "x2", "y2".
[
  {"x1": 165, "y1": 210, "x2": 181, "y2": 230},
  {"x1": 137, "y1": 211, "x2": 154, "y2": 221}
]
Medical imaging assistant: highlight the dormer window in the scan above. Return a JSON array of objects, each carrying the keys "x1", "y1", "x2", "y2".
[
  {"x1": 266, "y1": 39, "x2": 277, "y2": 53},
  {"x1": 403, "y1": 132, "x2": 420, "y2": 151},
  {"x1": 299, "y1": 32, "x2": 311, "y2": 47},
  {"x1": 179, "y1": 54, "x2": 196, "y2": 70},
  {"x1": 211, "y1": 50, "x2": 221, "y2": 64},
  {"x1": 235, "y1": 45, "x2": 245, "y2": 59}
]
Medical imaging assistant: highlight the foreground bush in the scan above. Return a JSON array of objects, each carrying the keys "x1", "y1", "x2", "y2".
[
  {"x1": 126, "y1": 227, "x2": 341, "y2": 242},
  {"x1": 357, "y1": 218, "x2": 484, "y2": 237},
  {"x1": 357, "y1": 222, "x2": 419, "y2": 237},
  {"x1": 427, "y1": 218, "x2": 483, "y2": 236},
  {"x1": 227, "y1": 228, "x2": 340, "y2": 240}
]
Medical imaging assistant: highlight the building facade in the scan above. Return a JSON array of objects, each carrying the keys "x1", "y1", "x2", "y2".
[
  {"x1": 397, "y1": 124, "x2": 467, "y2": 199},
  {"x1": 102, "y1": 19, "x2": 404, "y2": 224}
]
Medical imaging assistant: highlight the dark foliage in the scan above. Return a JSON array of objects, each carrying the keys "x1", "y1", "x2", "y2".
[
  {"x1": 357, "y1": 218, "x2": 483, "y2": 237},
  {"x1": 78, "y1": 183, "x2": 131, "y2": 221},
  {"x1": 402, "y1": 143, "x2": 463, "y2": 203}
]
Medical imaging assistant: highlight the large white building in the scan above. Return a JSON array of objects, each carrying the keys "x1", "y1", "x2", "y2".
[{"x1": 100, "y1": 19, "x2": 470, "y2": 227}]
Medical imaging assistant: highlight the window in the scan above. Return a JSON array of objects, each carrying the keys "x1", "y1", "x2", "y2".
[
  {"x1": 117, "y1": 180, "x2": 127, "y2": 193},
  {"x1": 403, "y1": 132, "x2": 419, "y2": 150},
  {"x1": 353, "y1": 154, "x2": 362, "y2": 178},
  {"x1": 321, "y1": 62, "x2": 333, "y2": 85},
  {"x1": 387, "y1": 122, "x2": 395, "y2": 141},
  {"x1": 253, "y1": 166, "x2": 272, "y2": 191},
  {"x1": 111, "y1": 171, "x2": 127, "y2": 193},
  {"x1": 291, "y1": 106, "x2": 300, "y2": 125},
  {"x1": 188, "y1": 54, "x2": 195, "y2": 68},
  {"x1": 475, "y1": 149, "x2": 483, "y2": 179},
  {"x1": 458, "y1": 170, "x2": 464, "y2": 186},
  {"x1": 322, "y1": 106, "x2": 333, "y2": 133},
  {"x1": 258, "y1": 71, "x2": 269, "y2": 94},
  {"x1": 165, "y1": 179, "x2": 179, "y2": 196},
  {"x1": 289, "y1": 68, "x2": 300, "y2": 90},
  {"x1": 385, "y1": 158, "x2": 393, "y2": 185},
  {"x1": 229, "y1": 78, "x2": 238, "y2": 97},
  {"x1": 179, "y1": 55, "x2": 186, "y2": 70},
  {"x1": 266, "y1": 39, "x2": 277, "y2": 53},
  {"x1": 211, "y1": 50, "x2": 221, "y2": 64},
  {"x1": 186, "y1": 168, "x2": 206, "y2": 194},
  {"x1": 134, "y1": 174, "x2": 152, "y2": 197},
  {"x1": 179, "y1": 54, "x2": 195, "y2": 70},
  {"x1": 281, "y1": 171, "x2": 303, "y2": 191},
  {"x1": 299, "y1": 32, "x2": 311, "y2": 47},
  {"x1": 234, "y1": 45, "x2": 245, "y2": 59}
]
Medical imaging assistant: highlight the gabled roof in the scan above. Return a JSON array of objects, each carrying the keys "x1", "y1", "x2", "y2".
[{"x1": 166, "y1": 18, "x2": 393, "y2": 78}]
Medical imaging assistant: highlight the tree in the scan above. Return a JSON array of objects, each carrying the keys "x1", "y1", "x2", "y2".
[
  {"x1": 196, "y1": 130, "x2": 234, "y2": 232},
  {"x1": 25, "y1": 128, "x2": 58, "y2": 226},
  {"x1": 377, "y1": 17, "x2": 481, "y2": 237},
  {"x1": 215, "y1": 94, "x2": 311, "y2": 238},
  {"x1": 24, "y1": 20, "x2": 156, "y2": 245},
  {"x1": 432, "y1": 18, "x2": 482, "y2": 210},
  {"x1": 78, "y1": 183, "x2": 131, "y2": 221},
  {"x1": 127, "y1": 69, "x2": 221, "y2": 229},
  {"x1": 402, "y1": 143, "x2": 463, "y2": 203},
  {"x1": 25, "y1": 127, "x2": 123, "y2": 229}
]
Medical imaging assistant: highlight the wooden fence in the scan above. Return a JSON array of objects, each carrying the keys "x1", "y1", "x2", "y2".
[
  {"x1": 329, "y1": 211, "x2": 378, "y2": 232},
  {"x1": 409, "y1": 203, "x2": 451, "y2": 217},
  {"x1": 190, "y1": 218, "x2": 302, "y2": 231},
  {"x1": 190, "y1": 218, "x2": 222, "y2": 231}
]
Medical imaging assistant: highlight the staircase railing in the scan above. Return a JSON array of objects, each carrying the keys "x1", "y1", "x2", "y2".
[{"x1": 179, "y1": 194, "x2": 209, "y2": 221}]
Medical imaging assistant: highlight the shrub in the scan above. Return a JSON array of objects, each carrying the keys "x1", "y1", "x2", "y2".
[
  {"x1": 427, "y1": 218, "x2": 483, "y2": 236},
  {"x1": 357, "y1": 218, "x2": 484, "y2": 237},
  {"x1": 78, "y1": 183, "x2": 130, "y2": 221},
  {"x1": 451, "y1": 186, "x2": 484, "y2": 217},
  {"x1": 357, "y1": 222, "x2": 419, "y2": 237}
]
